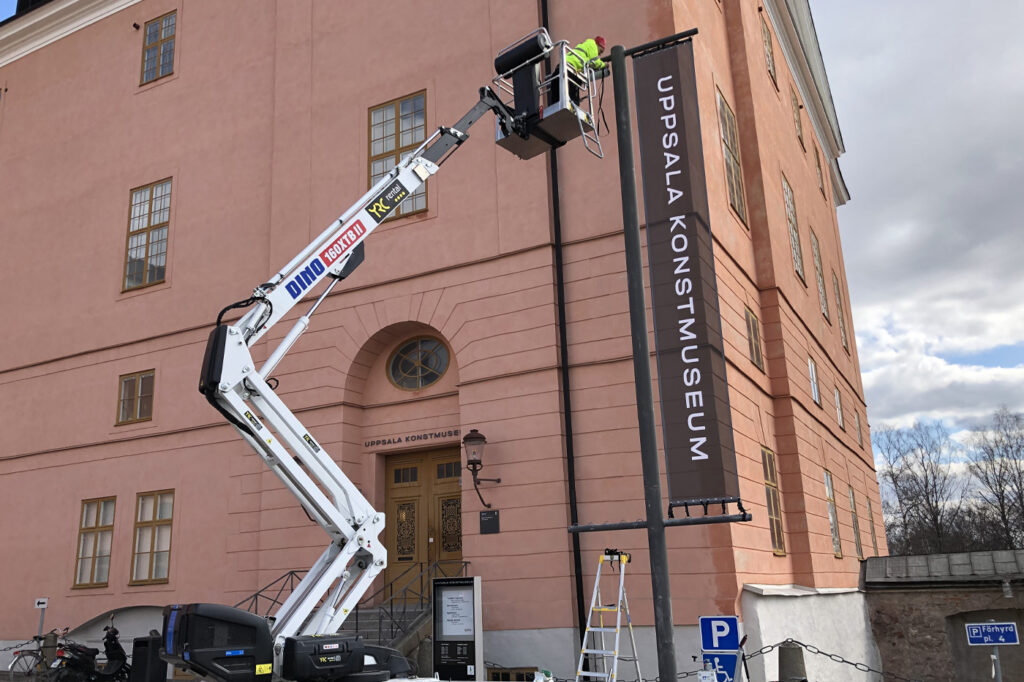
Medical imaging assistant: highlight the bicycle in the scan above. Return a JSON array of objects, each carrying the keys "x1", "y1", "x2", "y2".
[{"x1": 8, "y1": 628, "x2": 67, "y2": 676}]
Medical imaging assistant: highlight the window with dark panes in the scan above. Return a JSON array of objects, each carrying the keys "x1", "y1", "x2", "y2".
[
  {"x1": 815, "y1": 147, "x2": 826, "y2": 199},
  {"x1": 130, "y1": 490, "x2": 173, "y2": 584},
  {"x1": 141, "y1": 12, "x2": 176, "y2": 85},
  {"x1": 117, "y1": 370, "x2": 154, "y2": 424},
  {"x1": 124, "y1": 179, "x2": 171, "y2": 290},
  {"x1": 716, "y1": 89, "x2": 747, "y2": 223},
  {"x1": 866, "y1": 496, "x2": 879, "y2": 556},
  {"x1": 394, "y1": 466, "x2": 418, "y2": 484},
  {"x1": 760, "y1": 15, "x2": 777, "y2": 87},
  {"x1": 848, "y1": 486, "x2": 863, "y2": 559},
  {"x1": 791, "y1": 87, "x2": 804, "y2": 149},
  {"x1": 833, "y1": 271, "x2": 850, "y2": 352},
  {"x1": 855, "y1": 410, "x2": 864, "y2": 448},
  {"x1": 745, "y1": 307, "x2": 764, "y2": 371},
  {"x1": 388, "y1": 337, "x2": 449, "y2": 390},
  {"x1": 369, "y1": 92, "x2": 426, "y2": 217},
  {"x1": 489, "y1": 670, "x2": 537, "y2": 682},
  {"x1": 762, "y1": 448, "x2": 785, "y2": 555},
  {"x1": 810, "y1": 230, "x2": 829, "y2": 321},
  {"x1": 75, "y1": 497, "x2": 115, "y2": 588},
  {"x1": 782, "y1": 175, "x2": 805, "y2": 282}
]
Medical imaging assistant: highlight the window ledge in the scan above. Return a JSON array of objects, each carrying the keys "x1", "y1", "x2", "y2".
[
  {"x1": 120, "y1": 280, "x2": 170, "y2": 298},
  {"x1": 136, "y1": 71, "x2": 179, "y2": 94}
]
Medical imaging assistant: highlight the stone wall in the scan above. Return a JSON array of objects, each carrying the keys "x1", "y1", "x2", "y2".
[{"x1": 866, "y1": 586, "x2": 1024, "y2": 682}]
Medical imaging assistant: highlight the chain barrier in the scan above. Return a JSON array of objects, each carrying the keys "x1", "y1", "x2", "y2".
[
  {"x1": 0, "y1": 641, "x2": 33, "y2": 653},
  {"x1": 559, "y1": 637, "x2": 924, "y2": 682},
  {"x1": 0, "y1": 636, "x2": 918, "y2": 682},
  {"x1": 758, "y1": 639, "x2": 924, "y2": 682}
]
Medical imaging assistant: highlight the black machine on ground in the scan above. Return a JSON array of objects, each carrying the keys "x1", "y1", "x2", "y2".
[{"x1": 141, "y1": 28, "x2": 604, "y2": 682}]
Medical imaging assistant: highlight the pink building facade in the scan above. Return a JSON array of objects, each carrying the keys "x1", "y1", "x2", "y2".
[{"x1": 0, "y1": 1, "x2": 885, "y2": 679}]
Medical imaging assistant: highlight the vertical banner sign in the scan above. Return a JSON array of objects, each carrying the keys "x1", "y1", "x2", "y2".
[{"x1": 633, "y1": 40, "x2": 739, "y2": 503}]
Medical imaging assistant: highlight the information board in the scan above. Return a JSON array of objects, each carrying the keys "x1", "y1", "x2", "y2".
[{"x1": 433, "y1": 576, "x2": 483, "y2": 681}]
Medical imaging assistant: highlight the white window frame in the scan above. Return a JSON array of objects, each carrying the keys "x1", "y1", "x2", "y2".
[
  {"x1": 834, "y1": 386, "x2": 844, "y2": 429},
  {"x1": 783, "y1": 175, "x2": 805, "y2": 282},
  {"x1": 809, "y1": 358, "x2": 820, "y2": 406},
  {"x1": 824, "y1": 470, "x2": 842, "y2": 558},
  {"x1": 810, "y1": 230, "x2": 830, "y2": 321}
]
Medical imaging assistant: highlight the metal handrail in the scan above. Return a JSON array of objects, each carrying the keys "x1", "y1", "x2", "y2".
[
  {"x1": 234, "y1": 569, "x2": 307, "y2": 617},
  {"x1": 235, "y1": 560, "x2": 470, "y2": 645},
  {"x1": 367, "y1": 560, "x2": 470, "y2": 644}
]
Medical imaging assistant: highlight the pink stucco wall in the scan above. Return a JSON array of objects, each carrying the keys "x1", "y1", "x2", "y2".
[{"x1": 0, "y1": 0, "x2": 883, "y2": 640}]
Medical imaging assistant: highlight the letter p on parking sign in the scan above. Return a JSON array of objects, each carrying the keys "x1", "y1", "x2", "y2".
[{"x1": 700, "y1": 616, "x2": 740, "y2": 651}]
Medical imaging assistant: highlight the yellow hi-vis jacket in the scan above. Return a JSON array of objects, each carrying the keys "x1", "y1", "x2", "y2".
[{"x1": 566, "y1": 39, "x2": 606, "y2": 72}]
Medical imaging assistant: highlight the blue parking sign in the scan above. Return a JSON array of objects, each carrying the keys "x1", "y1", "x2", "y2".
[
  {"x1": 700, "y1": 616, "x2": 740, "y2": 651},
  {"x1": 966, "y1": 622, "x2": 1019, "y2": 646},
  {"x1": 701, "y1": 652, "x2": 739, "y2": 682}
]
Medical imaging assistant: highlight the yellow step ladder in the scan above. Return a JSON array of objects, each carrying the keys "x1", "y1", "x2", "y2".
[{"x1": 575, "y1": 550, "x2": 641, "y2": 682}]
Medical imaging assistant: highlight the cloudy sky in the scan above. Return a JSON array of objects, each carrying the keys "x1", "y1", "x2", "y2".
[
  {"x1": 2, "y1": 1, "x2": 1020, "y2": 433},
  {"x1": 813, "y1": 1, "x2": 1024, "y2": 432}
]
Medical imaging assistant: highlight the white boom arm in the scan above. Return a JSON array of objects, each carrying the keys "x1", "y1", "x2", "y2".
[{"x1": 198, "y1": 87, "x2": 522, "y2": 641}]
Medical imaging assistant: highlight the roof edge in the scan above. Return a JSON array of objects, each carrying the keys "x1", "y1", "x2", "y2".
[{"x1": 0, "y1": 0, "x2": 141, "y2": 69}]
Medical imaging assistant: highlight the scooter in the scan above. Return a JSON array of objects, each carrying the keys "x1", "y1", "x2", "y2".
[{"x1": 52, "y1": 622, "x2": 131, "y2": 682}]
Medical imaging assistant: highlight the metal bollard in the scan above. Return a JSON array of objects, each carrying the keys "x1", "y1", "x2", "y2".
[{"x1": 778, "y1": 641, "x2": 808, "y2": 682}]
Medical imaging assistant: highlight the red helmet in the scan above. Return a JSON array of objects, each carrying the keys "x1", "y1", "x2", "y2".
[{"x1": 595, "y1": 36, "x2": 606, "y2": 51}]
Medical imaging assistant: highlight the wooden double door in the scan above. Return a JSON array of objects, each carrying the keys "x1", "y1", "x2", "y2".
[{"x1": 384, "y1": 448, "x2": 463, "y2": 588}]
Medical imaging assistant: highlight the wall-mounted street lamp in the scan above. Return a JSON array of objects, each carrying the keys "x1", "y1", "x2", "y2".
[{"x1": 463, "y1": 429, "x2": 501, "y2": 509}]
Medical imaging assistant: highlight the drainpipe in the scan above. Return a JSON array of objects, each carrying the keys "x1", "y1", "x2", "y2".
[{"x1": 538, "y1": 0, "x2": 589, "y2": 648}]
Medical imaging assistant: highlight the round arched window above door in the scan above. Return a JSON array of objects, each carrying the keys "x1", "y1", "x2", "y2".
[{"x1": 388, "y1": 337, "x2": 449, "y2": 390}]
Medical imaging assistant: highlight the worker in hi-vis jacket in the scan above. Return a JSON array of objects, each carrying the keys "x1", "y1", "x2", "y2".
[
  {"x1": 566, "y1": 36, "x2": 606, "y2": 72},
  {"x1": 565, "y1": 36, "x2": 606, "y2": 104}
]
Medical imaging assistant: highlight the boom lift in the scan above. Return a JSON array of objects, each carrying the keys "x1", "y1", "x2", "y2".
[{"x1": 156, "y1": 29, "x2": 603, "y2": 682}]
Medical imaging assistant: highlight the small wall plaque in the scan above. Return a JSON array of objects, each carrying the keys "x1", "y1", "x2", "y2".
[{"x1": 479, "y1": 510, "x2": 500, "y2": 534}]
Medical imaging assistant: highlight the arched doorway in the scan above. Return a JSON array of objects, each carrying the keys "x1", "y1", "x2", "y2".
[{"x1": 342, "y1": 321, "x2": 465, "y2": 598}]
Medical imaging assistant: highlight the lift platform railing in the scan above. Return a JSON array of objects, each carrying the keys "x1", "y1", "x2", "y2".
[{"x1": 491, "y1": 28, "x2": 603, "y2": 159}]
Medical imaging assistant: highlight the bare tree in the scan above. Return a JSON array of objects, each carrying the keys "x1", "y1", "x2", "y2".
[
  {"x1": 968, "y1": 408, "x2": 1024, "y2": 549},
  {"x1": 874, "y1": 420, "x2": 966, "y2": 554},
  {"x1": 874, "y1": 425, "x2": 915, "y2": 554}
]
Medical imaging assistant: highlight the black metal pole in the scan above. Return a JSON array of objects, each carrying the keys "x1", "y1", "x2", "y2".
[
  {"x1": 610, "y1": 44, "x2": 677, "y2": 682},
  {"x1": 539, "y1": 0, "x2": 589, "y2": 649}
]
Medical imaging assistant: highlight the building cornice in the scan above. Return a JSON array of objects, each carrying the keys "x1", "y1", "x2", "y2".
[
  {"x1": 0, "y1": 0, "x2": 141, "y2": 69},
  {"x1": 762, "y1": 0, "x2": 851, "y2": 205}
]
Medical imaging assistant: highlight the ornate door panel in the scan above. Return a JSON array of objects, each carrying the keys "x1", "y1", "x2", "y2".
[
  {"x1": 430, "y1": 456, "x2": 462, "y2": 565},
  {"x1": 384, "y1": 449, "x2": 462, "y2": 589},
  {"x1": 433, "y1": 492, "x2": 462, "y2": 564}
]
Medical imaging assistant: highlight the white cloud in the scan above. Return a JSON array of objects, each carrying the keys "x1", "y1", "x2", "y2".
[{"x1": 814, "y1": 1, "x2": 1024, "y2": 428}]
